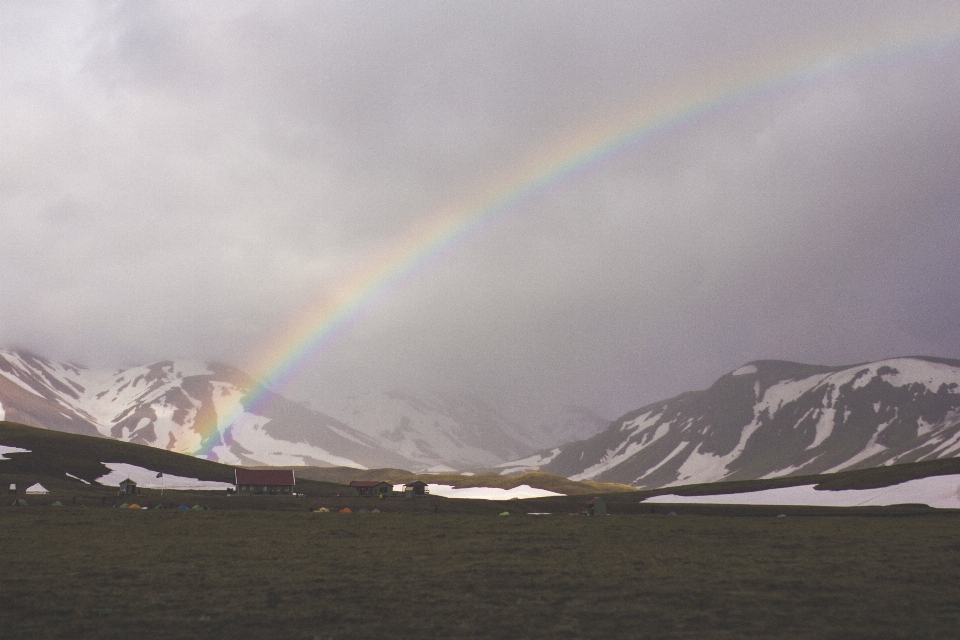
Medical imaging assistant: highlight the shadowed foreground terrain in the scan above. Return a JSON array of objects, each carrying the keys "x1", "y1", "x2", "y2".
[{"x1": 2, "y1": 509, "x2": 959, "y2": 639}]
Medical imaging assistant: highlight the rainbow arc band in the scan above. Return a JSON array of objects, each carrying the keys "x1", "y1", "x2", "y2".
[{"x1": 194, "y1": 24, "x2": 960, "y2": 459}]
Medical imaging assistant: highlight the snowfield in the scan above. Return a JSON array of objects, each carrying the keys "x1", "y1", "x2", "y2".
[
  {"x1": 644, "y1": 474, "x2": 960, "y2": 508},
  {"x1": 95, "y1": 463, "x2": 234, "y2": 491},
  {"x1": 424, "y1": 484, "x2": 564, "y2": 500},
  {"x1": 0, "y1": 445, "x2": 31, "y2": 460}
]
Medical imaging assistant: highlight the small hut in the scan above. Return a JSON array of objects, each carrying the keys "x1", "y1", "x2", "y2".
[
  {"x1": 8, "y1": 483, "x2": 16, "y2": 495},
  {"x1": 119, "y1": 478, "x2": 138, "y2": 495},
  {"x1": 403, "y1": 480, "x2": 427, "y2": 498},
  {"x1": 25, "y1": 483, "x2": 49, "y2": 495},
  {"x1": 584, "y1": 497, "x2": 606, "y2": 516}
]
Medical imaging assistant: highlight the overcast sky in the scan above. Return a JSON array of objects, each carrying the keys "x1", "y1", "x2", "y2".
[{"x1": 2, "y1": 1, "x2": 959, "y2": 424}]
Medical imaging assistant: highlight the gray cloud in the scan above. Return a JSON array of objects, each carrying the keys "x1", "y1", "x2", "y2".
[{"x1": 2, "y1": 1, "x2": 959, "y2": 425}]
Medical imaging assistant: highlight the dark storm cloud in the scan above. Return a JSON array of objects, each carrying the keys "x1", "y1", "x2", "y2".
[{"x1": 2, "y1": 1, "x2": 959, "y2": 423}]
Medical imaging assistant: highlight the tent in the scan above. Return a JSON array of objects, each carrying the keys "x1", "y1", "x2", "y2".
[
  {"x1": 499, "y1": 511, "x2": 511, "y2": 516},
  {"x1": 178, "y1": 505, "x2": 190, "y2": 510},
  {"x1": 191, "y1": 505, "x2": 204, "y2": 510},
  {"x1": 313, "y1": 507, "x2": 330, "y2": 513},
  {"x1": 128, "y1": 504, "x2": 141, "y2": 509},
  {"x1": 12, "y1": 498, "x2": 27, "y2": 506},
  {"x1": 339, "y1": 507, "x2": 352, "y2": 513},
  {"x1": 25, "y1": 483, "x2": 49, "y2": 495},
  {"x1": 51, "y1": 501, "x2": 63, "y2": 507},
  {"x1": 358, "y1": 508, "x2": 370, "y2": 513},
  {"x1": 119, "y1": 503, "x2": 129, "y2": 508}
]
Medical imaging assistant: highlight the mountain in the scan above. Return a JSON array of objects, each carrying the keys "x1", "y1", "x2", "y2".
[
  {"x1": 317, "y1": 390, "x2": 609, "y2": 471},
  {"x1": 0, "y1": 349, "x2": 604, "y2": 470},
  {"x1": 503, "y1": 357, "x2": 960, "y2": 488},
  {"x1": 0, "y1": 349, "x2": 414, "y2": 469}
]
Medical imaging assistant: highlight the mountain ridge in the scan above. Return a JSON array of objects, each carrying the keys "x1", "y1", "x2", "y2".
[
  {"x1": 0, "y1": 348, "x2": 604, "y2": 471},
  {"x1": 503, "y1": 356, "x2": 960, "y2": 488}
]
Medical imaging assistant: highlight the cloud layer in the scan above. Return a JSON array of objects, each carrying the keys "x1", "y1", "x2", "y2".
[{"x1": 2, "y1": 1, "x2": 959, "y2": 425}]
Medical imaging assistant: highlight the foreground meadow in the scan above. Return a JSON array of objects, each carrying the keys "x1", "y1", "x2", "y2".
[{"x1": 2, "y1": 509, "x2": 959, "y2": 639}]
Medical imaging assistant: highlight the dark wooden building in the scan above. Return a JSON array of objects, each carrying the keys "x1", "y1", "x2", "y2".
[
  {"x1": 235, "y1": 469, "x2": 296, "y2": 495},
  {"x1": 119, "y1": 478, "x2": 138, "y2": 495},
  {"x1": 349, "y1": 480, "x2": 393, "y2": 497},
  {"x1": 584, "y1": 497, "x2": 606, "y2": 516},
  {"x1": 404, "y1": 480, "x2": 427, "y2": 498}
]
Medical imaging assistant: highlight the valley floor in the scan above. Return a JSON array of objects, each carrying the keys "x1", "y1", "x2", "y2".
[{"x1": 2, "y1": 509, "x2": 959, "y2": 639}]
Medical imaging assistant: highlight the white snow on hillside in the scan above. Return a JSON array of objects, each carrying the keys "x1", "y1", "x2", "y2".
[
  {"x1": 644, "y1": 474, "x2": 960, "y2": 508},
  {"x1": 425, "y1": 483, "x2": 563, "y2": 500},
  {"x1": 65, "y1": 472, "x2": 90, "y2": 484},
  {"x1": 0, "y1": 445, "x2": 30, "y2": 460},
  {"x1": 496, "y1": 448, "x2": 562, "y2": 475},
  {"x1": 95, "y1": 462, "x2": 234, "y2": 490}
]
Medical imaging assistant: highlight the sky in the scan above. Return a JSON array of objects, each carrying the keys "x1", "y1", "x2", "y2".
[{"x1": 2, "y1": 1, "x2": 959, "y2": 427}]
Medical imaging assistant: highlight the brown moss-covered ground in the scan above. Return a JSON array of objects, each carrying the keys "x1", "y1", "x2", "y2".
[{"x1": 2, "y1": 508, "x2": 959, "y2": 640}]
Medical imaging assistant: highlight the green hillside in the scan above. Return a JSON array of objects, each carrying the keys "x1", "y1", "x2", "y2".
[
  {"x1": 0, "y1": 421, "x2": 345, "y2": 499},
  {"x1": 5, "y1": 419, "x2": 957, "y2": 513}
]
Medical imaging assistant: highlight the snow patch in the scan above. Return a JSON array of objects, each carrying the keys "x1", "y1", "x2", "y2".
[
  {"x1": 95, "y1": 463, "x2": 234, "y2": 490},
  {"x1": 645, "y1": 474, "x2": 960, "y2": 508},
  {"x1": 224, "y1": 413, "x2": 367, "y2": 468},
  {"x1": 0, "y1": 445, "x2": 31, "y2": 460},
  {"x1": 496, "y1": 448, "x2": 561, "y2": 474},
  {"x1": 425, "y1": 484, "x2": 563, "y2": 500},
  {"x1": 0, "y1": 368, "x2": 45, "y2": 397},
  {"x1": 672, "y1": 446, "x2": 728, "y2": 485},
  {"x1": 806, "y1": 406, "x2": 835, "y2": 450},
  {"x1": 731, "y1": 364, "x2": 757, "y2": 376},
  {"x1": 65, "y1": 472, "x2": 91, "y2": 484}
]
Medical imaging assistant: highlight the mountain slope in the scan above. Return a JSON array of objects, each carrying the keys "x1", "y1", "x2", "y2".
[
  {"x1": 318, "y1": 390, "x2": 606, "y2": 470},
  {"x1": 507, "y1": 357, "x2": 960, "y2": 488},
  {"x1": 0, "y1": 349, "x2": 605, "y2": 470},
  {"x1": 0, "y1": 349, "x2": 413, "y2": 469}
]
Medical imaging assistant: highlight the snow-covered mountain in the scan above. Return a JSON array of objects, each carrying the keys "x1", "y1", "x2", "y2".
[
  {"x1": 0, "y1": 349, "x2": 605, "y2": 470},
  {"x1": 0, "y1": 349, "x2": 413, "y2": 469},
  {"x1": 503, "y1": 357, "x2": 960, "y2": 488},
  {"x1": 318, "y1": 390, "x2": 608, "y2": 471}
]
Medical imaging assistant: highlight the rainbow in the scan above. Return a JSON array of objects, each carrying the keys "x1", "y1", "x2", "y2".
[{"x1": 195, "y1": 22, "x2": 960, "y2": 459}]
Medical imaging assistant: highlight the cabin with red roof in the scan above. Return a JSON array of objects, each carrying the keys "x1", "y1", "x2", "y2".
[
  {"x1": 349, "y1": 480, "x2": 393, "y2": 497},
  {"x1": 235, "y1": 469, "x2": 296, "y2": 495}
]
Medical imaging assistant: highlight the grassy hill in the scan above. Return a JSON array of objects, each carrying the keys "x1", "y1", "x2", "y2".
[
  {"x1": 0, "y1": 421, "x2": 625, "y2": 505},
  {"x1": 0, "y1": 421, "x2": 345, "y2": 499},
  {"x1": 5, "y1": 419, "x2": 957, "y2": 514}
]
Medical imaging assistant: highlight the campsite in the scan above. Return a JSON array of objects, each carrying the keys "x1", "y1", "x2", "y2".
[
  {"x1": 3, "y1": 506, "x2": 960, "y2": 639},
  {"x1": 4, "y1": 421, "x2": 960, "y2": 638}
]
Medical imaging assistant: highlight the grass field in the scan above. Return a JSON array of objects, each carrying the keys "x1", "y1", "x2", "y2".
[{"x1": 3, "y1": 508, "x2": 959, "y2": 640}]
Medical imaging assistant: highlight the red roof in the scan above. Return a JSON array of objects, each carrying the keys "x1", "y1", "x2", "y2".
[
  {"x1": 235, "y1": 469, "x2": 296, "y2": 486},
  {"x1": 350, "y1": 480, "x2": 390, "y2": 488}
]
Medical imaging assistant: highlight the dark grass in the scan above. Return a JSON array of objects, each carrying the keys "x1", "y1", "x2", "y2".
[
  {"x1": 0, "y1": 421, "x2": 235, "y2": 485},
  {"x1": 2, "y1": 508, "x2": 959, "y2": 640}
]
